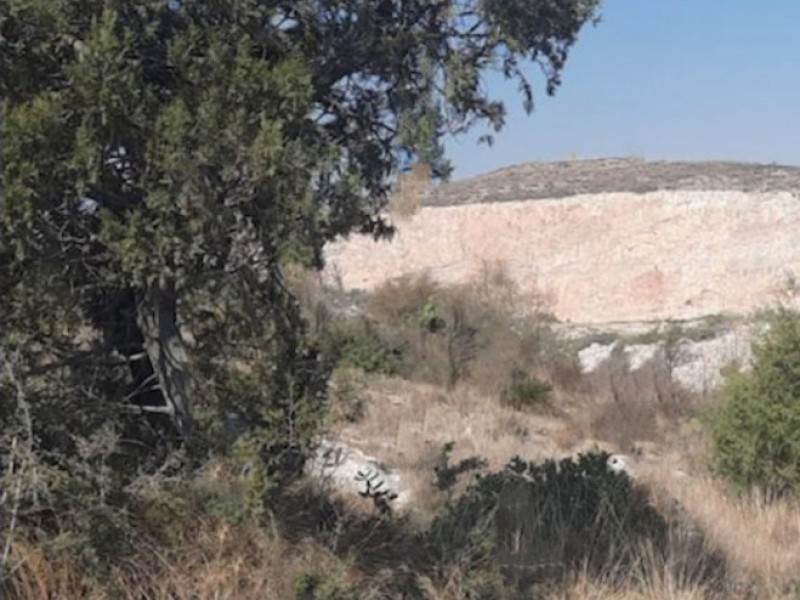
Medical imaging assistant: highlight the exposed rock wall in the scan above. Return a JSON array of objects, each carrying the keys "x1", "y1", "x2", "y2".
[{"x1": 324, "y1": 187, "x2": 800, "y2": 324}]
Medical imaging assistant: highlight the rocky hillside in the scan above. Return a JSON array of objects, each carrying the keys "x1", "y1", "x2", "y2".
[
  {"x1": 324, "y1": 158, "x2": 800, "y2": 324},
  {"x1": 425, "y1": 157, "x2": 800, "y2": 205}
]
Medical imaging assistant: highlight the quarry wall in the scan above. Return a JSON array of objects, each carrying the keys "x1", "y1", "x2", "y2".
[{"x1": 323, "y1": 188, "x2": 800, "y2": 324}]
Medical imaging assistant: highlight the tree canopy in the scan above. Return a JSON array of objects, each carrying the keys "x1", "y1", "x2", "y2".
[{"x1": 0, "y1": 0, "x2": 599, "y2": 463}]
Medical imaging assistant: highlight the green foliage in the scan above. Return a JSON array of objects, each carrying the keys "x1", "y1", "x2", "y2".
[
  {"x1": 189, "y1": 274, "x2": 330, "y2": 448},
  {"x1": 416, "y1": 299, "x2": 448, "y2": 333},
  {"x1": 427, "y1": 452, "x2": 667, "y2": 589},
  {"x1": 0, "y1": 394, "x2": 136, "y2": 582},
  {"x1": 133, "y1": 470, "x2": 254, "y2": 547},
  {"x1": 322, "y1": 324, "x2": 403, "y2": 376},
  {"x1": 1, "y1": 0, "x2": 597, "y2": 439},
  {"x1": 502, "y1": 371, "x2": 553, "y2": 410},
  {"x1": 0, "y1": 0, "x2": 599, "y2": 584},
  {"x1": 433, "y1": 441, "x2": 488, "y2": 498},
  {"x1": 712, "y1": 309, "x2": 800, "y2": 497},
  {"x1": 46, "y1": 509, "x2": 132, "y2": 579},
  {"x1": 294, "y1": 572, "x2": 354, "y2": 600}
]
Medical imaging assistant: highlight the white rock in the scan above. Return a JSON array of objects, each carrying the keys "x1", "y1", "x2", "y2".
[
  {"x1": 578, "y1": 341, "x2": 618, "y2": 373},
  {"x1": 607, "y1": 454, "x2": 635, "y2": 476},
  {"x1": 324, "y1": 183, "x2": 800, "y2": 324},
  {"x1": 670, "y1": 328, "x2": 755, "y2": 394},
  {"x1": 306, "y1": 439, "x2": 411, "y2": 509},
  {"x1": 624, "y1": 343, "x2": 660, "y2": 370}
]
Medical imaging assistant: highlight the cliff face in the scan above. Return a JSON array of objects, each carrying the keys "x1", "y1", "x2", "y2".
[{"x1": 323, "y1": 160, "x2": 800, "y2": 324}]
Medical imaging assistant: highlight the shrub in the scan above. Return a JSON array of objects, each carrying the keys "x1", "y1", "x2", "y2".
[
  {"x1": 712, "y1": 309, "x2": 800, "y2": 497},
  {"x1": 364, "y1": 267, "x2": 574, "y2": 397},
  {"x1": 366, "y1": 273, "x2": 442, "y2": 326},
  {"x1": 501, "y1": 371, "x2": 552, "y2": 410},
  {"x1": 415, "y1": 299, "x2": 447, "y2": 333},
  {"x1": 426, "y1": 452, "x2": 667, "y2": 590},
  {"x1": 321, "y1": 322, "x2": 403, "y2": 376},
  {"x1": 293, "y1": 571, "x2": 352, "y2": 600}
]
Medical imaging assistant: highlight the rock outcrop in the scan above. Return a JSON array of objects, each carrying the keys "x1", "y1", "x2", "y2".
[
  {"x1": 307, "y1": 438, "x2": 411, "y2": 510},
  {"x1": 324, "y1": 159, "x2": 800, "y2": 324}
]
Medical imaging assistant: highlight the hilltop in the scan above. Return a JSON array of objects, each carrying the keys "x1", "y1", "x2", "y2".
[{"x1": 425, "y1": 158, "x2": 800, "y2": 205}]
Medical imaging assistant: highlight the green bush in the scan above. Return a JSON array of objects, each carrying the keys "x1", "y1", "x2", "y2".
[
  {"x1": 415, "y1": 299, "x2": 447, "y2": 333},
  {"x1": 321, "y1": 322, "x2": 403, "y2": 376},
  {"x1": 426, "y1": 452, "x2": 667, "y2": 590},
  {"x1": 712, "y1": 309, "x2": 800, "y2": 497},
  {"x1": 502, "y1": 372, "x2": 552, "y2": 410},
  {"x1": 293, "y1": 572, "x2": 352, "y2": 600}
]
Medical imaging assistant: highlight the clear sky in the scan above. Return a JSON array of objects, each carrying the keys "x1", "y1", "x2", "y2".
[{"x1": 444, "y1": 0, "x2": 800, "y2": 180}]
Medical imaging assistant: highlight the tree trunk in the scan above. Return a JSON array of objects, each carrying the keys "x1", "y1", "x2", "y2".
[{"x1": 136, "y1": 285, "x2": 195, "y2": 440}]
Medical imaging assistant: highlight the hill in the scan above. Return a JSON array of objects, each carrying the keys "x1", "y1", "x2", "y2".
[
  {"x1": 325, "y1": 158, "x2": 800, "y2": 324},
  {"x1": 426, "y1": 157, "x2": 800, "y2": 205}
]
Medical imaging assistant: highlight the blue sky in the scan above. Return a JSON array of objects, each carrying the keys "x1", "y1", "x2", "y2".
[{"x1": 445, "y1": 0, "x2": 800, "y2": 180}]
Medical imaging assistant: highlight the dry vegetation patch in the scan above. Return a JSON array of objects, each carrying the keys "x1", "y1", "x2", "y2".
[
  {"x1": 9, "y1": 268, "x2": 800, "y2": 599},
  {"x1": 303, "y1": 269, "x2": 800, "y2": 597},
  {"x1": 327, "y1": 376, "x2": 570, "y2": 516},
  {"x1": 659, "y1": 474, "x2": 800, "y2": 585}
]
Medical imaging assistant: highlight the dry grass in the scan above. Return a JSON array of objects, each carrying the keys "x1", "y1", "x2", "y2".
[
  {"x1": 3, "y1": 499, "x2": 371, "y2": 600},
  {"x1": 390, "y1": 163, "x2": 432, "y2": 217},
  {"x1": 573, "y1": 343, "x2": 695, "y2": 452},
  {"x1": 8, "y1": 408, "x2": 800, "y2": 599},
  {"x1": 551, "y1": 578, "x2": 708, "y2": 600},
  {"x1": 301, "y1": 266, "x2": 800, "y2": 596},
  {"x1": 3, "y1": 540, "x2": 94, "y2": 600},
  {"x1": 322, "y1": 364, "x2": 800, "y2": 597},
  {"x1": 345, "y1": 377, "x2": 562, "y2": 464},
  {"x1": 111, "y1": 527, "x2": 351, "y2": 600},
  {"x1": 331, "y1": 376, "x2": 617, "y2": 518},
  {"x1": 417, "y1": 535, "x2": 724, "y2": 600},
  {"x1": 595, "y1": 434, "x2": 800, "y2": 596},
  {"x1": 655, "y1": 471, "x2": 800, "y2": 585},
  {"x1": 9, "y1": 266, "x2": 800, "y2": 599}
]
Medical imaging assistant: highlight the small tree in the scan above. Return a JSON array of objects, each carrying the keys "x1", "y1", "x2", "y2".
[{"x1": 712, "y1": 309, "x2": 800, "y2": 497}]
